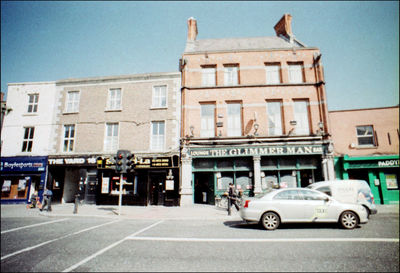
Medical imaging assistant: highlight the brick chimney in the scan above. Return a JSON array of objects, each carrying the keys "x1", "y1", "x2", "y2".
[
  {"x1": 187, "y1": 17, "x2": 198, "y2": 41},
  {"x1": 274, "y1": 14, "x2": 293, "y2": 39}
]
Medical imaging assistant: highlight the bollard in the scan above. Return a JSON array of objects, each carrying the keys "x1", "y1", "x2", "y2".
[{"x1": 73, "y1": 194, "x2": 79, "y2": 214}]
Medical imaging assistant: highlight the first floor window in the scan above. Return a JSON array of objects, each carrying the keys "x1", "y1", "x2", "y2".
[
  {"x1": 27, "y1": 94, "x2": 39, "y2": 113},
  {"x1": 65, "y1": 91, "x2": 80, "y2": 113},
  {"x1": 63, "y1": 125, "x2": 75, "y2": 152},
  {"x1": 151, "y1": 121, "x2": 165, "y2": 150},
  {"x1": 107, "y1": 88, "x2": 121, "y2": 110},
  {"x1": 104, "y1": 123, "x2": 119, "y2": 152},
  {"x1": 227, "y1": 103, "x2": 242, "y2": 136},
  {"x1": 265, "y1": 64, "x2": 281, "y2": 84},
  {"x1": 200, "y1": 104, "x2": 215, "y2": 137},
  {"x1": 293, "y1": 100, "x2": 310, "y2": 135},
  {"x1": 152, "y1": 85, "x2": 167, "y2": 108},
  {"x1": 22, "y1": 127, "x2": 34, "y2": 152},
  {"x1": 202, "y1": 67, "x2": 216, "y2": 86},
  {"x1": 288, "y1": 63, "x2": 304, "y2": 83},
  {"x1": 356, "y1": 125, "x2": 376, "y2": 146},
  {"x1": 267, "y1": 101, "x2": 283, "y2": 136},
  {"x1": 224, "y1": 65, "x2": 238, "y2": 86}
]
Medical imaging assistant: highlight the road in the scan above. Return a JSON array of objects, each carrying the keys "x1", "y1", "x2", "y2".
[{"x1": 1, "y1": 212, "x2": 399, "y2": 272}]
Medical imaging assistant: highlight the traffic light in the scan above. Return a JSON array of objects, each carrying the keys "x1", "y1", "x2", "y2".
[
  {"x1": 97, "y1": 157, "x2": 104, "y2": 169},
  {"x1": 115, "y1": 150, "x2": 134, "y2": 173}
]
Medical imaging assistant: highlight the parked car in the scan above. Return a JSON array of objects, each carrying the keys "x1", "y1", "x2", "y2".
[
  {"x1": 240, "y1": 188, "x2": 368, "y2": 230},
  {"x1": 307, "y1": 180, "x2": 377, "y2": 218}
]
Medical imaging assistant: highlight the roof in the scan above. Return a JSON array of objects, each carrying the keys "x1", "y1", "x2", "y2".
[{"x1": 184, "y1": 36, "x2": 309, "y2": 54}]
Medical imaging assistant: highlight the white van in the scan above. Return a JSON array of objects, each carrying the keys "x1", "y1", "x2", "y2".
[{"x1": 307, "y1": 179, "x2": 377, "y2": 218}]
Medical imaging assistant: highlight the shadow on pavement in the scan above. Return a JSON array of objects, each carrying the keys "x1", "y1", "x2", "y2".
[{"x1": 224, "y1": 220, "x2": 355, "y2": 230}]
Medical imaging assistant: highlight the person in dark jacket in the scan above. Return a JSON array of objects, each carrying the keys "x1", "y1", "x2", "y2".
[{"x1": 227, "y1": 183, "x2": 239, "y2": 215}]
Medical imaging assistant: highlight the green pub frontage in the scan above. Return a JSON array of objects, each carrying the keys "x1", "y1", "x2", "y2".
[
  {"x1": 187, "y1": 144, "x2": 332, "y2": 205},
  {"x1": 335, "y1": 155, "x2": 399, "y2": 204}
]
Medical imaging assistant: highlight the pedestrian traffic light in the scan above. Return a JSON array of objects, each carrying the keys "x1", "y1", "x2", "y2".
[{"x1": 97, "y1": 157, "x2": 104, "y2": 169}]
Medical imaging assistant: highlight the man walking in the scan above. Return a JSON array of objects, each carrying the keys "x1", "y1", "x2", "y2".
[
  {"x1": 227, "y1": 183, "x2": 240, "y2": 216},
  {"x1": 40, "y1": 188, "x2": 53, "y2": 212}
]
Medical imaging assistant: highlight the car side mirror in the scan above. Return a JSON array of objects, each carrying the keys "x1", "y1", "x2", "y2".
[{"x1": 324, "y1": 197, "x2": 330, "y2": 202}]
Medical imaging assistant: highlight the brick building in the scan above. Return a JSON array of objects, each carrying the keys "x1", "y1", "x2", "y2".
[
  {"x1": 329, "y1": 106, "x2": 399, "y2": 204},
  {"x1": 179, "y1": 14, "x2": 334, "y2": 206}
]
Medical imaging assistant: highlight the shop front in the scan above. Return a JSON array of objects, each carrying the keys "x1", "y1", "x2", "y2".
[
  {"x1": 1, "y1": 156, "x2": 47, "y2": 204},
  {"x1": 97, "y1": 156, "x2": 180, "y2": 206},
  {"x1": 185, "y1": 144, "x2": 327, "y2": 206},
  {"x1": 47, "y1": 155, "x2": 99, "y2": 204},
  {"x1": 335, "y1": 155, "x2": 399, "y2": 204}
]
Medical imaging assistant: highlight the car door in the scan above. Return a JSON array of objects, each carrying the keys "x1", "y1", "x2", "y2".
[
  {"x1": 299, "y1": 189, "x2": 337, "y2": 222},
  {"x1": 272, "y1": 189, "x2": 305, "y2": 222}
]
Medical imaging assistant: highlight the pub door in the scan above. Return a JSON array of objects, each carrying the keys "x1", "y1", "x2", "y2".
[{"x1": 149, "y1": 172, "x2": 166, "y2": 206}]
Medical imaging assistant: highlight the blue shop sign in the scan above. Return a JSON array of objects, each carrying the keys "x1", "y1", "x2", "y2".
[{"x1": 1, "y1": 156, "x2": 48, "y2": 172}]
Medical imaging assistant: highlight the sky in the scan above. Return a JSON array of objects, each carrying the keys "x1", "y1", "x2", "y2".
[{"x1": 1, "y1": 1, "x2": 399, "y2": 111}]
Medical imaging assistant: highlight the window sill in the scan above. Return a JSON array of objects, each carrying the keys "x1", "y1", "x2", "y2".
[
  {"x1": 150, "y1": 106, "x2": 168, "y2": 110},
  {"x1": 355, "y1": 145, "x2": 378, "y2": 149},
  {"x1": 105, "y1": 109, "x2": 122, "y2": 112},
  {"x1": 23, "y1": 113, "x2": 38, "y2": 116},
  {"x1": 63, "y1": 111, "x2": 79, "y2": 115}
]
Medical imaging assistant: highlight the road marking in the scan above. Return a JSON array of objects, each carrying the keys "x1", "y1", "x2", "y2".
[
  {"x1": 1, "y1": 218, "x2": 70, "y2": 234},
  {"x1": 1, "y1": 220, "x2": 120, "y2": 261},
  {"x1": 62, "y1": 220, "x2": 164, "y2": 272},
  {"x1": 127, "y1": 237, "x2": 399, "y2": 243}
]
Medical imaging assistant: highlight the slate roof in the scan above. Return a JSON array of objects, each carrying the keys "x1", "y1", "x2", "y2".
[{"x1": 184, "y1": 36, "x2": 308, "y2": 54}]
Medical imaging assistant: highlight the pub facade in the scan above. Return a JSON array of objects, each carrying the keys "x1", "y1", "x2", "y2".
[{"x1": 179, "y1": 15, "x2": 335, "y2": 205}]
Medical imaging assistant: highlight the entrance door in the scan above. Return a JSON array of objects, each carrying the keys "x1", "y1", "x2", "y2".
[
  {"x1": 149, "y1": 172, "x2": 165, "y2": 206},
  {"x1": 300, "y1": 169, "x2": 314, "y2": 187},
  {"x1": 194, "y1": 173, "x2": 215, "y2": 205}
]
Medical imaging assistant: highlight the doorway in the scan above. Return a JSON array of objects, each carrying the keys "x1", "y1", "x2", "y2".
[
  {"x1": 194, "y1": 173, "x2": 215, "y2": 205},
  {"x1": 149, "y1": 172, "x2": 166, "y2": 206}
]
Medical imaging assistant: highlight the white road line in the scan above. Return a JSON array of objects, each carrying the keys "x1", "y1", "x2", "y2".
[
  {"x1": 62, "y1": 220, "x2": 164, "y2": 273},
  {"x1": 127, "y1": 237, "x2": 400, "y2": 243},
  {"x1": 1, "y1": 220, "x2": 120, "y2": 261},
  {"x1": 1, "y1": 218, "x2": 70, "y2": 234}
]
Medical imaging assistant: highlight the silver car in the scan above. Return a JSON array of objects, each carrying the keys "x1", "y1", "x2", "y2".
[{"x1": 240, "y1": 188, "x2": 368, "y2": 230}]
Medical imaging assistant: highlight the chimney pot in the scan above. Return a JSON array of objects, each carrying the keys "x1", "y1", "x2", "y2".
[{"x1": 187, "y1": 17, "x2": 198, "y2": 41}]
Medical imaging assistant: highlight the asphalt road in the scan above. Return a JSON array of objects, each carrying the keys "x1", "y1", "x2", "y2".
[{"x1": 1, "y1": 213, "x2": 399, "y2": 272}]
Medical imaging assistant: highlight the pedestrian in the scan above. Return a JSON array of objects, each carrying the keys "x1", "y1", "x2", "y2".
[
  {"x1": 27, "y1": 190, "x2": 39, "y2": 209},
  {"x1": 40, "y1": 188, "x2": 53, "y2": 212},
  {"x1": 227, "y1": 183, "x2": 239, "y2": 215}
]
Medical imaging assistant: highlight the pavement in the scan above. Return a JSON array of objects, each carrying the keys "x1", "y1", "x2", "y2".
[{"x1": 1, "y1": 203, "x2": 398, "y2": 220}]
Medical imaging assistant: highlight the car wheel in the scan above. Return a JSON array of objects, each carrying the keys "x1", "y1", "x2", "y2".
[
  {"x1": 340, "y1": 211, "x2": 359, "y2": 229},
  {"x1": 261, "y1": 212, "x2": 280, "y2": 230}
]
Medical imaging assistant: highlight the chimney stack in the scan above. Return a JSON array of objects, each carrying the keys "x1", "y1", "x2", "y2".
[
  {"x1": 274, "y1": 14, "x2": 293, "y2": 39},
  {"x1": 187, "y1": 17, "x2": 198, "y2": 41}
]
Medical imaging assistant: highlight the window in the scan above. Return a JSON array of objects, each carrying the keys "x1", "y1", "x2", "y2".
[
  {"x1": 273, "y1": 190, "x2": 302, "y2": 200},
  {"x1": 151, "y1": 121, "x2": 165, "y2": 150},
  {"x1": 300, "y1": 190, "x2": 327, "y2": 201},
  {"x1": 63, "y1": 125, "x2": 75, "y2": 152},
  {"x1": 267, "y1": 101, "x2": 283, "y2": 136},
  {"x1": 385, "y1": 174, "x2": 398, "y2": 190},
  {"x1": 200, "y1": 104, "x2": 215, "y2": 137},
  {"x1": 22, "y1": 127, "x2": 34, "y2": 152},
  {"x1": 356, "y1": 125, "x2": 376, "y2": 146},
  {"x1": 152, "y1": 85, "x2": 167, "y2": 108},
  {"x1": 265, "y1": 64, "x2": 281, "y2": 84},
  {"x1": 65, "y1": 91, "x2": 80, "y2": 113},
  {"x1": 227, "y1": 103, "x2": 242, "y2": 136},
  {"x1": 224, "y1": 65, "x2": 238, "y2": 86},
  {"x1": 288, "y1": 63, "x2": 304, "y2": 83},
  {"x1": 202, "y1": 66, "x2": 216, "y2": 86},
  {"x1": 27, "y1": 94, "x2": 39, "y2": 113},
  {"x1": 293, "y1": 100, "x2": 310, "y2": 135},
  {"x1": 104, "y1": 123, "x2": 119, "y2": 152},
  {"x1": 107, "y1": 88, "x2": 121, "y2": 110}
]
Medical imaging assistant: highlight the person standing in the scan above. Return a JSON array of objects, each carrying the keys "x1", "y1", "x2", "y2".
[
  {"x1": 227, "y1": 183, "x2": 239, "y2": 215},
  {"x1": 40, "y1": 188, "x2": 53, "y2": 212}
]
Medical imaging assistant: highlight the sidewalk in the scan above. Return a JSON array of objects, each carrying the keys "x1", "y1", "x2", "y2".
[
  {"x1": 1, "y1": 203, "x2": 398, "y2": 220},
  {"x1": 1, "y1": 203, "x2": 243, "y2": 221}
]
